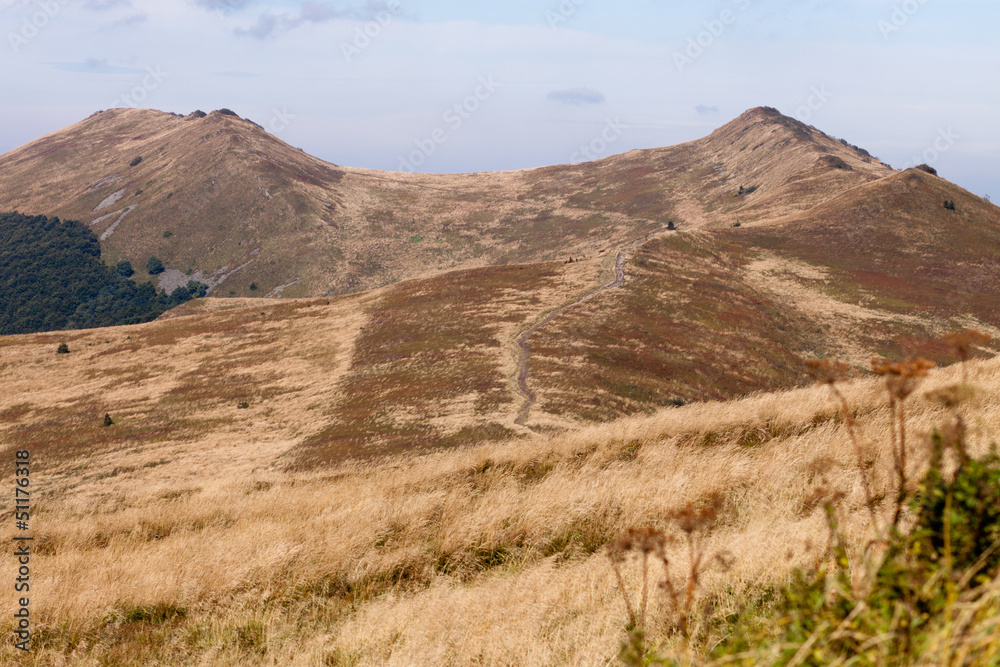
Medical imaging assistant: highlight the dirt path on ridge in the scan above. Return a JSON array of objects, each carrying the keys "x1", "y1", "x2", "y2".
[{"x1": 512, "y1": 236, "x2": 649, "y2": 427}]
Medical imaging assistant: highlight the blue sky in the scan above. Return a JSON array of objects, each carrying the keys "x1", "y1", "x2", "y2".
[{"x1": 1, "y1": 0, "x2": 997, "y2": 197}]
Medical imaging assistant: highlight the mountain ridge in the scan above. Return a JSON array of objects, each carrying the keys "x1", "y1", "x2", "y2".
[{"x1": 0, "y1": 106, "x2": 899, "y2": 298}]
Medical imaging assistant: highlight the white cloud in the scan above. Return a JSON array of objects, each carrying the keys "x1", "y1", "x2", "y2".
[{"x1": 547, "y1": 87, "x2": 605, "y2": 105}]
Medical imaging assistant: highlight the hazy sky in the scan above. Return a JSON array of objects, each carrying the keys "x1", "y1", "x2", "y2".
[{"x1": 1, "y1": 0, "x2": 997, "y2": 197}]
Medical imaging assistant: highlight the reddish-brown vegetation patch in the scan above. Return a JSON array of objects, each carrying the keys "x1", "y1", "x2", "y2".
[
  {"x1": 293, "y1": 264, "x2": 565, "y2": 466},
  {"x1": 527, "y1": 235, "x2": 818, "y2": 423}
]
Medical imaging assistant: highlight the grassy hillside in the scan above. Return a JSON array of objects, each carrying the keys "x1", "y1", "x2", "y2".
[
  {"x1": 0, "y1": 256, "x2": 613, "y2": 466},
  {"x1": 517, "y1": 170, "x2": 1000, "y2": 426},
  {"x1": 1, "y1": 344, "x2": 997, "y2": 665},
  {"x1": 3, "y1": 173, "x2": 999, "y2": 462},
  {"x1": 742, "y1": 168, "x2": 1000, "y2": 331}
]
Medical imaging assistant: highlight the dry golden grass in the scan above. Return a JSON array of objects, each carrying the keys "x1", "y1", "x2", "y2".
[{"x1": 3, "y1": 352, "x2": 997, "y2": 665}]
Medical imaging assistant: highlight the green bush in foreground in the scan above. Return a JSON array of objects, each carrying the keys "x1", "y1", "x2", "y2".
[
  {"x1": 616, "y1": 338, "x2": 1000, "y2": 667},
  {"x1": 618, "y1": 431, "x2": 1000, "y2": 667},
  {"x1": 712, "y1": 440, "x2": 1000, "y2": 666}
]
